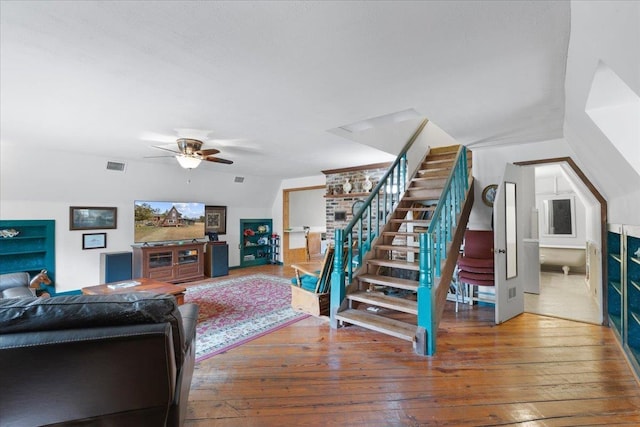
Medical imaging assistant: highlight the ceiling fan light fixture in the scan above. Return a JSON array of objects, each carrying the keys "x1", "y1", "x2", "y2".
[{"x1": 175, "y1": 155, "x2": 202, "y2": 169}]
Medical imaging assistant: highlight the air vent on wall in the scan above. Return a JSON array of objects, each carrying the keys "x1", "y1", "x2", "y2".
[
  {"x1": 234, "y1": 176, "x2": 245, "y2": 183},
  {"x1": 106, "y1": 161, "x2": 126, "y2": 172}
]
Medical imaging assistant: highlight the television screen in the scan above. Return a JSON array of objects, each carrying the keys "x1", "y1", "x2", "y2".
[{"x1": 134, "y1": 201, "x2": 205, "y2": 243}]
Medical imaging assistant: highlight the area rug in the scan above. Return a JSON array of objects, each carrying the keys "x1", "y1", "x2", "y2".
[{"x1": 184, "y1": 274, "x2": 307, "y2": 362}]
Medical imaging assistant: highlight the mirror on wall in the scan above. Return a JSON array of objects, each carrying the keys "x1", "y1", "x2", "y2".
[
  {"x1": 542, "y1": 195, "x2": 575, "y2": 237},
  {"x1": 505, "y1": 182, "x2": 517, "y2": 279}
]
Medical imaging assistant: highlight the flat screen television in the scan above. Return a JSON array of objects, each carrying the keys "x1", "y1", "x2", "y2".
[{"x1": 134, "y1": 200, "x2": 205, "y2": 243}]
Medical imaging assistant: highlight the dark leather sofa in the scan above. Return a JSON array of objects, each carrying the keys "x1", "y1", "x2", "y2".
[{"x1": 0, "y1": 292, "x2": 198, "y2": 427}]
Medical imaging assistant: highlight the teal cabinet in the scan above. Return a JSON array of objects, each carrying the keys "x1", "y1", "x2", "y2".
[
  {"x1": 625, "y1": 225, "x2": 640, "y2": 369},
  {"x1": 0, "y1": 220, "x2": 56, "y2": 285},
  {"x1": 608, "y1": 224, "x2": 640, "y2": 376},
  {"x1": 240, "y1": 219, "x2": 272, "y2": 267},
  {"x1": 608, "y1": 224, "x2": 623, "y2": 334}
]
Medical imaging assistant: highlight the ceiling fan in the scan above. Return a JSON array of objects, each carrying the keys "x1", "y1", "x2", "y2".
[{"x1": 149, "y1": 138, "x2": 233, "y2": 169}]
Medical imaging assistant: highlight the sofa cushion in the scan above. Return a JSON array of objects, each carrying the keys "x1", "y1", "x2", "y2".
[{"x1": 0, "y1": 286, "x2": 34, "y2": 299}]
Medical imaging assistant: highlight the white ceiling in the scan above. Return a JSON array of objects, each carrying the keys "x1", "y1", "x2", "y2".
[{"x1": 0, "y1": 1, "x2": 570, "y2": 178}]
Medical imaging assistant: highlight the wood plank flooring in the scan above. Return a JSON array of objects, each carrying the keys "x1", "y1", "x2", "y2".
[{"x1": 184, "y1": 265, "x2": 640, "y2": 426}]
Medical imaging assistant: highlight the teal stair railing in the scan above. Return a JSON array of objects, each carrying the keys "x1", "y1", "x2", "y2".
[
  {"x1": 330, "y1": 133, "x2": 469, "y2": 356},
  {"x1": 417, "y1": 145, "x2": 468, "y2": 355},
  {"x1": 330, "y1": 119, "x2": 428, "y2": 327}
]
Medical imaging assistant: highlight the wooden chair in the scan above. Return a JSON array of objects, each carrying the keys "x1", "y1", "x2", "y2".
[{"x1": 292, "y1": 246, "x2": 335, "y2": 294}]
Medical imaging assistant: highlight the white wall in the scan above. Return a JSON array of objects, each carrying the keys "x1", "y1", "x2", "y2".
[
  {"x1": 469, "y1": 138, "x2": 577, "y2": 230},
  {"x1": 1, "y1": 143, "x2": 279, "y2": 291},
  {"x1": 564, "y1": 0, "x2": 640, "y2": 225}
]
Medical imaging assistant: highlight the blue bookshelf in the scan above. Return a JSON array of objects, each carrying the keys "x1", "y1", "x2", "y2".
[{"x1": 0, "y1": 219, "x2": 56, "y2": 294}]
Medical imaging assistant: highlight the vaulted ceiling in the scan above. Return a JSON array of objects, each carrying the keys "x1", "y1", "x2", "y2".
[{"x1": 0, "y1": 1, "x2": 570, "y2": 178}]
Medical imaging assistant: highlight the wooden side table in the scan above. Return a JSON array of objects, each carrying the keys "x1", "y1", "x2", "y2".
[{"x1": 82, "y1": 277, "x2": 186, "y2": 305}]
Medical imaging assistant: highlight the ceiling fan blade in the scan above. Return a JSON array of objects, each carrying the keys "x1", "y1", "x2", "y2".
[
  {"x1": 197, "y1": 148, "x2": 220, "y2": 156},
  {"x1": 152, "y1": 145, "x2": 182, "y2": 154},
  {"x1": 204, "y1": 156, "x2": 233, "y2": 165}
]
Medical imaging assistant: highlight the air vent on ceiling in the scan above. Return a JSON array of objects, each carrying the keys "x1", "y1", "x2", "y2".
[
  {"x1": 106, "y1": 161, "x2": 126, "y2": 172},
  {"x1": 234, "y1": 176, "x2": 245, "y2": 183}
]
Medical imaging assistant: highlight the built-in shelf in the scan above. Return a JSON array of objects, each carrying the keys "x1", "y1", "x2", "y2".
[
  {"x1": 608, "y1": 224, "x2": 640, "y2": 378},
  {"x1": 610, "y1": 280, "x2": 622, "y2": 295},
  {"x1": 0, "y1": 220, "x2": 56, "y2": 294}
]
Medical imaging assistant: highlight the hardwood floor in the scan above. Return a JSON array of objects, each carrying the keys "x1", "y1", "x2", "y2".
[
  {"x1": 525, "y1": 271, "x2": 601, "y2": 324},
  {"x1": 184, "y1": 265, "x2": 640, "y2": 426}
]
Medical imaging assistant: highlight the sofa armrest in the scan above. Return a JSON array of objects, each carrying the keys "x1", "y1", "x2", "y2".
[
  {"x1": 178, "y1": 303, "x2": 198, "y2": 351},
  {"x1": 0, "y1": 272, "x2": 30, "y2": 292}
]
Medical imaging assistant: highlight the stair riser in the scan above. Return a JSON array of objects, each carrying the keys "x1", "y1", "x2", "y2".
[
  {"x1": 410, "y1": 179, "x2": 447, "y2": 188},
  {"x1": 406, "y1": 189, "x2": 442, "y2": 199}
]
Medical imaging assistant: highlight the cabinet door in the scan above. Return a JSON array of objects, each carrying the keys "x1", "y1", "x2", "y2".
[
  {"x1": 147, "y1": 250, "x2": 175, "y2": 281},
  {"x1": 176, "y1": 246, "x2": 203, "y2": 278}
]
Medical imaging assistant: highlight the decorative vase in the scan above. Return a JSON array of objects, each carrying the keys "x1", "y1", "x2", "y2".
[
  {"x1": 363, "y1": 175, "x2": 373, "y2": 192},
  {"x1": 343, "y1": 178, "x2": 352, "y2": 194}
]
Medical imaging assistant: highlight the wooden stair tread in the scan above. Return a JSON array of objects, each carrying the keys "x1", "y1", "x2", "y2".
[
  {"x1": 375, "y1": 244, "x2": 420, "y2": 253},
  {"x1": 382, "y1": 231, "x2": 421, "y2": 237},
  {"x1": 390, "y1": 218, "x2": 431, "y2": 224},
  {"x1": 403, "y1": 196, "x2": 442, "y2": 202},
  {"x1": 357, "y1": 273, "x2": 419, "y2": 290},
  {"x1": 347, "y1": 291, "x2": 418, "y2": 315},
  {"x1": 395, "y1": 206, "x2": 437, "y2": 212},
  {"x1": 367, "y1": 258, "x2": 419, "y2": 271},
  {"x1": 335, "y1": 309, "x2": 416, "y2": 342}
]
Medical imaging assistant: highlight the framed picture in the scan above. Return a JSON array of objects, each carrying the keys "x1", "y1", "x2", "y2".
[
  {"x1": 82, "y1": 232, "x2": 106, "y2": 250},
  {"x1": 70, "y1": 207, "x2": 117, "y2": 230},
  {"x1": 481, "y1": 184, "x2": 498, "y2": 207},
  {"x1": 205, "y1": 205, "x2": 227, "y2": 235}
]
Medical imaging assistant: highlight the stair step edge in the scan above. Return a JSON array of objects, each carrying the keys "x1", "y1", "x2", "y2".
[
  {"x1": 366, "y1": 259, "x2": 420, "y2": 271},
  {"x1": 335, "y1": 309, "x2": 416, "y2": 341},
  {"x1": 347, "y1": 291, "x2": 418, "y2": 315},
  {"x1": 358, "y1": 273, "x2": 419, "y2": 290}
]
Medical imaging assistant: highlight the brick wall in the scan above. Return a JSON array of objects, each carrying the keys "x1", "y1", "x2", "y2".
[{"x1": 324, "y1": 166, "x2": 388, "y2": 242}]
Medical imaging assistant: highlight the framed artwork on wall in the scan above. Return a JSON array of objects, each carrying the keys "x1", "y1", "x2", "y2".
[
  {"x1": 481, "y1": 184, "x2": 498, "y2": 207},
  {"x1": 205, "y1": 205, "x2": 227, "y2": 235},
  {"x1": 70, "y1": 207, "x2": 117, "y2": 230},
  {"x1": 82, "y1": 232, "x2": 107, "y2": 250}
]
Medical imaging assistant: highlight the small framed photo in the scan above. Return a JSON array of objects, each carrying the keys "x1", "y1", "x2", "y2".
[
  {"x1": 70, "y1": 206, "x2": 117, "y2": 230},
  {"x1": 205, "y1": 205, "x2": 227, "y2": 235},
  {"x1": 82, "y1": 232, "x2": 107, "y2": 250}
]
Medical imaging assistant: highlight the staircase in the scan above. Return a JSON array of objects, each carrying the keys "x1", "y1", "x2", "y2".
[{"x1": 333, "y1": 144, "x2": 474, "y2": 354}]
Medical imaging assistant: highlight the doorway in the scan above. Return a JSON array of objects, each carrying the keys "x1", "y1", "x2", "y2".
[
  {"x1": 282, "y1": 185, "x2": 326, "y2": 265},
  {"x1": 516, "y1": 158, "x2": 607, "y2": 325}
]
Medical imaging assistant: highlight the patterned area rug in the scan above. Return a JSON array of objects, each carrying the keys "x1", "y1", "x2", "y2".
[{"x1": 185, "y1": 274, "x2": 307, "y2": 362}]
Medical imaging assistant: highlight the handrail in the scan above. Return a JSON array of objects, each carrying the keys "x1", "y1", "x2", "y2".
[
  {"x1": 330, "y1": 119, "x2": 428, "y2": 327},
  {"x1": 417, "y1": 145, "x2": 469, "y2": 355}
]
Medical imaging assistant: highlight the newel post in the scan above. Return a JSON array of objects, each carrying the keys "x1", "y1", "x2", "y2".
[
  {"x1": 415, "y1": 232, "x2": 436, "y2": 355},
  {"x1": 330, "y1": 229, "x2": 346, "y2": 329}
]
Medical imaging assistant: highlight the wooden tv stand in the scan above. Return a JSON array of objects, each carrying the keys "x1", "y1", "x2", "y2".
[{"x1": 132, "y1": 242, "x2": 205, "y2": 283}]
